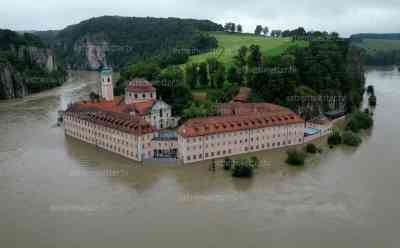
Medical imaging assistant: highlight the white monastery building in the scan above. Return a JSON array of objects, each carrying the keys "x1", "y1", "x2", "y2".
[{"x1": 63, "y1": 68, "x2": 319, "y2": 164}]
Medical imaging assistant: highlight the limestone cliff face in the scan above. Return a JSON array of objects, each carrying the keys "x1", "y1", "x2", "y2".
[
  {"x1": 0, "y1": 63, "x2": 27, "y2": 99},
  {"x1": 65, "y1": 35, "x2": 108, "y2": 70},
  {"x1": 0, "y1": 46, "x2": 63, "y2": 99}
]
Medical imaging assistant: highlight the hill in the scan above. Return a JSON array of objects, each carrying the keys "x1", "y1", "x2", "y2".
[
  {"x1": 351, "y1": 33, "x2": 400, "y2": 41},
  {"x1": 185, "y1": 32, "x2": 308, "y2": 66},
  {"x1": 35, "y1": 16, "x2": 223, "y2": 70},
  {"x1": 352, "y1": 38, "x2": 400, "y2": 51},
  {"x1": 350, "y1": 33, "x2": 400, "y2": 65}
]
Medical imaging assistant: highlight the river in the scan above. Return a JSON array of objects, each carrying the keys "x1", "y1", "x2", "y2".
[{"x1": 1, "y1": 68, "x2": 399, "y2": 247}]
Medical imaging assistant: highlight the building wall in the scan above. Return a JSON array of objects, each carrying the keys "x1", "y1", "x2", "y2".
[
  {"x1": 125, "y1": 91, "x2": 156, "y2": 104},
  {"x1": 64, "y1": 113, "x2": 155, "y2": 161},
  {"x1": 150, "y1": 101, "x2": 173, "y2": 129},
  {"x1": 178, "y1": 123, "x2": 305, "y2": 164}
]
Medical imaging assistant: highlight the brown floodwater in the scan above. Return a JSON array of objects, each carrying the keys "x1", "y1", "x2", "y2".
[{"x1": 1, "y1": 68, "x2": 400, "y2": 247}]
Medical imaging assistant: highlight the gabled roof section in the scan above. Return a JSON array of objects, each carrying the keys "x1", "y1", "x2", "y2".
[
  {"x1": 65, "y1": 103, "x2": 156, "y2": 135},
  {"x1": 178, "y1": 102, "x2": 304, "y2": 138},
  {"x1": 126, "y1": 78, "x2": 156, "y2": 93}
]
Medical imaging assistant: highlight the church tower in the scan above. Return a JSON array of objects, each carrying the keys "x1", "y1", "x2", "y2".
[{"x1": 100, "y1": 67, "x2": 114, "y2": 101}]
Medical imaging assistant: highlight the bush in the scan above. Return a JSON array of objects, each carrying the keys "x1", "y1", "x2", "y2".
[
  {"x1": 328, "y1": 130, "x2": 342, "y2": 146},
  {"x1": 366, "y1": 85, "x2": 375, "y2": 95},
  {"x1": 305, "y1": 143, "x2": 317, "y2": 154},
  {"x1": 369, "y1": 95, "x2": 377, "y2": 107},
  {"x1": 345, "y1": 111, "x2": 373, "y2": 133},
  {"x1": 249, "y1": 156, "x2": 259, "y2": 168},
  {"x1": 232, "y1": 159, "x2": 254, "y2": 178},
  {"x1": 286, "y1": 149, "x2": 306, "y2": 166},
  {"x1": 342, "y1": 131, "x2": 362, "y2": 147},
  {"x1": 223, "y1": 157, "x2": 233, "y2": 171}
]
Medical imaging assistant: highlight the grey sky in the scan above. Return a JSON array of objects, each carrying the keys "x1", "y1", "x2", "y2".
[{"x1": 1, "y1": 0, "x2": 399, "y2": 36}]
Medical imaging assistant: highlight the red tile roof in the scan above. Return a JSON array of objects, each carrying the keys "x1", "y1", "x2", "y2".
[
  {"x1": 131, "y1": 100, "x2": 155, "y2": 115},
  {"x1": 126, "y1": 79, "x2": 156, "y2": 93},
  {"x1": 65, "y1": 104, "x2": 156, "y2": 135},
  {"x1": 219, "y1": 102, "x2": 289, "y2": 116},
  {"x1": 76, "y1": 98, "x2": 155, "y2": 116},
  {"x1": 178, "y1": 103, "x2": 304, "y2": 138}
]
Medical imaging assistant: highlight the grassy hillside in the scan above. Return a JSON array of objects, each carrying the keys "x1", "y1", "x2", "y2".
[{"x1": 185, "y1": 32, "x2": 308, "y2": 66}]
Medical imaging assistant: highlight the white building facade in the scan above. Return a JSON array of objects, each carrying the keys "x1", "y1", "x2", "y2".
[{"x1": 177, "y1": 114, "x2": 305, "y2": 164}]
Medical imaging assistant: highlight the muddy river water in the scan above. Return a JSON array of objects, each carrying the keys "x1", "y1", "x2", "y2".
[{"x1": 1, "y1": 68, "x2": 399, "y2": 247}]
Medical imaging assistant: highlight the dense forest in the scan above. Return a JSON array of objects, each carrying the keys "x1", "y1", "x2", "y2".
[
  {"x1": 0, "y1": 29, "x2": 66, "y2": 99},
  {"x1": 36, "y1": 16, "x2": 223, "y2": 69},
  {"x1": 360, "y1": 49, "x2": 400, "y2": 65},
  {"x1": 117, "y1": 29, "x2": 365, "y2": 120},
  {"x1": 351, "y1": 33, "x2": 400, "y2": 41},
  {"x1": 350, "y1": 33, "x2": 400, "y2": 65}
]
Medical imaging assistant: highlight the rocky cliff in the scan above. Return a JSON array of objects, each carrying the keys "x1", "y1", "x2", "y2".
[
  {"x1": 68, "y1": 35, "x2": 109, "y2": 70},
  {"x1": 0, "y1": 63, "x2": 27, "y2": 99},
  {"x1": 39, "y1": 16, "x2": 223, "y2": 70},
  {"x1": 0, "y1": 30, "x2": 66, "y2": 99}
]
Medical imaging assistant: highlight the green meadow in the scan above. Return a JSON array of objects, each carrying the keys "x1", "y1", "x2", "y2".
[{"x1": 185, "y1": 31, "x2": 308, "y2": 67}]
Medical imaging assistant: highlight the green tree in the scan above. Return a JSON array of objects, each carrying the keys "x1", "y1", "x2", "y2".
[
  {"x1": 262, "y1": 26, "x2": 269, "y2": 36},
  {"x1": 157, "y1": 66, "x2": 191, "y2": 115},
  {"x1": 247, "y1": 45, "x2": 262, "y2": 68},
  {"x1": 286, "y1": 149, "x2": 306, "y2": 166},
  {"x1": 182, "y1": 100, "x2": 217, "y2": 120},
  {"x1": 159, "y1": 65, "x2": 184, "y2": 82},
  {"x1": 207, "y1": 58, "x2": 224, "y2": 88},
  {"x1": 342, "y1": 131, "x2": 362, "y2": 147},
  {"x1": 328, "y1": 130, "x2": 342, "y2": 146},
  {"x1": 305, "y1": 143, "x2": 317, "y2": 154},
  {"x1": 125, "y1": 62, "x2": 160, "y2": 81},
  {"x1": 368, "y1": 95, "x2": 377, "y2": 106},
  {"x1": 345, "y1": 111, "x2": 374, "y2": 132},
  {"x1": 250, "y1": 156, "x2": 259, "y2": 168},
  {"x1": 227, "y1": 66, "x2": 242, "y2": 84},
  {"x1": 232, "y1": 159, "x2": 254, "y2": 178},
  {"x1": 237, "y1": 24, "x2": 243, "y2": 33},
  {"x1": 89, "y1": 92, "x2": 100, "y2": 101},
  {"x1": 211, "y1": 64, "x2": 225, "y2": 88},
  {"x1": 254, "y1": 25, "x2": 263, "y2": 35},
  {"x1": 198, "y1": 62, "x2": 208, "y2": 88},
  {"x1": 185, "y1": 63, "x2": 198, "y2": 89},
  {"x1": 223, "y1": 157, "x2": 233, "y2": 170},
  {"x1": 366, "y1": 85, "x2": 375, "y2": 95}
]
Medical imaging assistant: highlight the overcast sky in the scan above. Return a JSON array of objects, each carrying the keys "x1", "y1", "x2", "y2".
[{"x1": 1, "y1": 0, "x2": 399, "y2": 37}]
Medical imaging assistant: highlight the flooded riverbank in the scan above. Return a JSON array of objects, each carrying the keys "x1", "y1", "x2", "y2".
[{"x1": 1, "y1": 67, "x2": 399, "y2": 247}]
